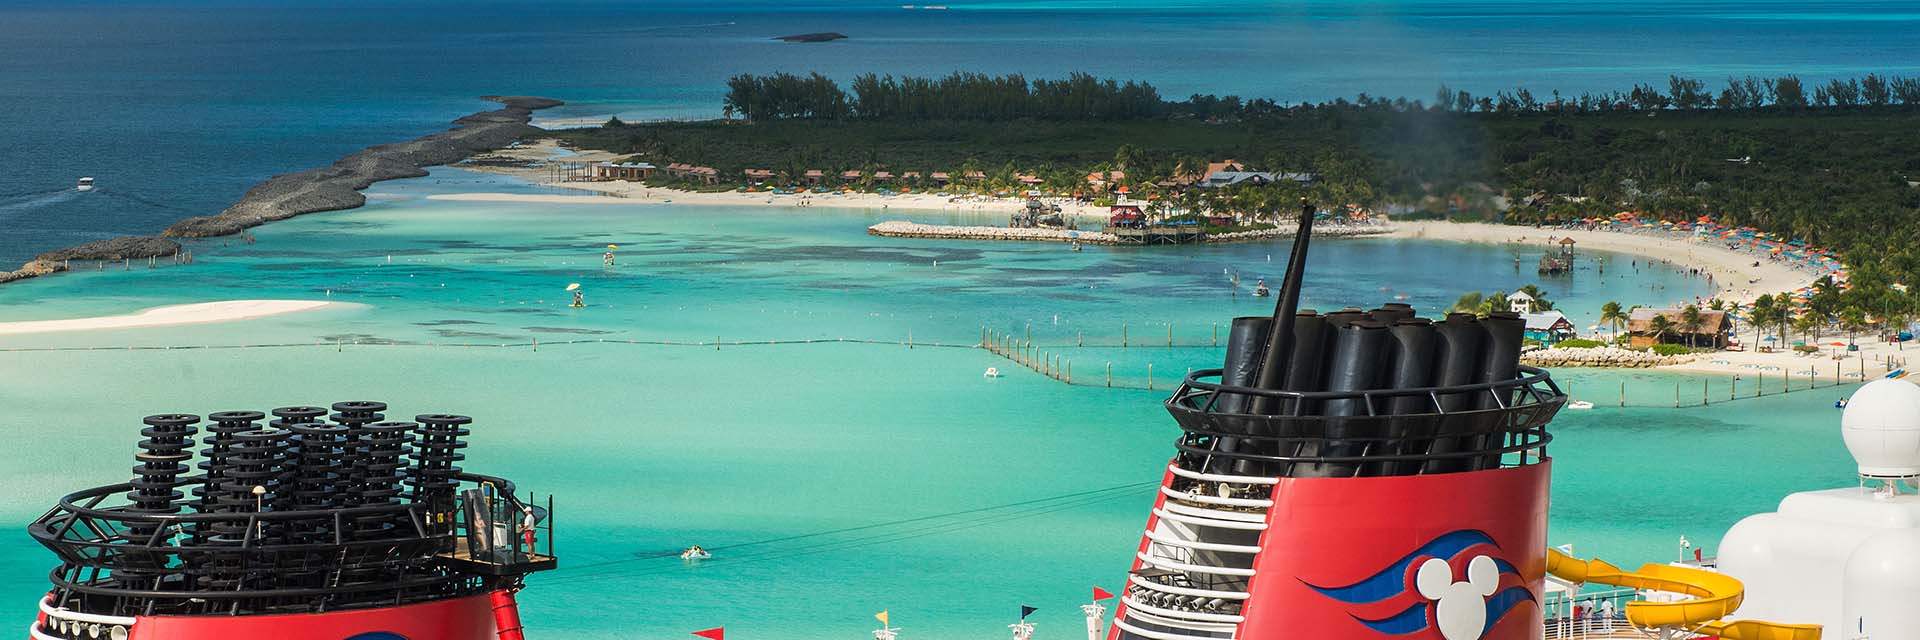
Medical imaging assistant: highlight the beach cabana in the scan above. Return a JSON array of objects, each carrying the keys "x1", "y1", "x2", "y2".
[
  {"x1": 1627, "y1": 308, "x2": 1731, "y2": 349},
  {"x1": 1521, "y1": 311, "x2": 1576, "y2": 345}
]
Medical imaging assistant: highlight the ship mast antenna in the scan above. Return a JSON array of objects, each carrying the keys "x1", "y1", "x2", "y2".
[{"x1": 1250, "y1": 198, "x2": 1317, "y2": 411}]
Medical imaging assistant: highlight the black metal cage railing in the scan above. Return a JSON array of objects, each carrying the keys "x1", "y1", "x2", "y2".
[{"x1": 1162, "y1": 366, "x2": 1564, "y2": 481}]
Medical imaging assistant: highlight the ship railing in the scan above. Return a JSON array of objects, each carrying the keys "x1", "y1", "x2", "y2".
[
  {"x1": 1151, "y1": 506, "x2": 1266, "y2": 532},
  {"x1": 28, "y1": 474, "x2": 547, "y2": 615},
  {"x1": 1170, "y1": 366, "x2": 1563, "y2": 418},
  {"x1": 1125, "y1": 570, "x2": 1246, "y2": 621},
  {"x1": 439, "y1": 472, "x2": 557, "y2": 574},
  {"x1": 1162, "y1": 367, "x2": 1561, "y2": 480},
  {"x1": 1114, "y1": 606, "x2": 1240, "y2": 640}
]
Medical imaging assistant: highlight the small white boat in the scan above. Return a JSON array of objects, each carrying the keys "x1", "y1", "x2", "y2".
[
  {"x1": 984, "y1": 367, "x2": 1002, "y2": 378},
  {"x1": 1568, "y1": 400, "x2": 1594, "y2": 410},
  {"x1": 680, "y1": 547, "x2": 711, "y2": 560},
  {"x1": 76, "y1": 177, "x2": 94, "y2": 192}
]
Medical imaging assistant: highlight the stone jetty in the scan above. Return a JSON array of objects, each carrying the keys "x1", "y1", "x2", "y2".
[
  {"x1": 0, "y1": 237, "x2": 185, "y2": 284},
  {"x1": 1, "y1": 96, "x2": 561, "y2": 286},
  {"x1": 868, "y1": 221, "x2": 1117, "y2": 244},
  {"x1": 164, "y1": 96, "x2": 562, "y2": 238},
  {"x1": 867, "y1": 220, "x2": 1393, "y2": 245},
  {"x1": 1521, "y1": 345, "x2": 1696, "y2": 368}
]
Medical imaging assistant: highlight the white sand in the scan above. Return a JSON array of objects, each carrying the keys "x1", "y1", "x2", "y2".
[
  {"x1": 0, "y1": 300, "x2": 342, "y2": 336},
  {"x1": 459, "y1": 139, "x2": 1115, "y2": 217},
  {"x1": 1660, "y1": 336, "x2": 1912, "y2": 379},
  {"x1": 1389, "y1": 220, "x2": 1817, "y2": 305}
]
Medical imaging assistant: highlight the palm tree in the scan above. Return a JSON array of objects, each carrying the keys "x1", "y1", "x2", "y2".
[
  {"x1": 1481, "y1": 293, "x2": 1510, "y2": 317},
  {"x1": 1840, "y1": 306, "x2": 1869, "y2": 346},
  {"x1": 1599, "y1": 301, "x2": 1628, "y2": 341},
  {"x1": 1516, "y1": 284, "x2": 1550, "y2": 313},
  {"x1": 1750, "y1": 294, "x2": 1776, "y2": 349},
  {"x1": 1680, "y1": 305, "x2": 1704, "y2": 349},
  {"x1": 1451, "y1": 291, "x2": 1486, "y2": 314},
  {"x1": 1793, "y1": 313, "x2": 1819, "y2": 347},
  {"x1": 1649, "y1": 315, "x2": 1676, "y2": 347}
]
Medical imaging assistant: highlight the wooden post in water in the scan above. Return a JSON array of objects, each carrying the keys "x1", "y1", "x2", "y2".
[
  {"x1": 1167, "y1": 323, "x2": 1173, "y2": 347},
  {"x1": 1731, "y1": 377, "x2": 1737, "y2": 401},
  {"x1": 1620, "y1": 381, "x2": 1626, "y2": 407},
  {"x1": 1148, "y1": 363, "x2": 1154, "y2": 391},
  {"x1": 1213, "y1": 322, "x2": 1219, "y2": 346},
  {"x1": 1123, "y1": 323, "x2": 1128, "y2": 348},
  {"x1": 1066, "y1": 359, "x2": 1071, "y2": 384},
  {"x1": 1078, "y1": 331, "x2": 1083, "y2": 347},
  {"x1": 1703, "y1": 379, "x2": 1709, "y2": 406},
  {"x1": 1106, "y1": 362, "x2": 1112, "y2": 388},
  {"x1": 1674, "y1": 383, "x2": 1680, "y2": 408}
]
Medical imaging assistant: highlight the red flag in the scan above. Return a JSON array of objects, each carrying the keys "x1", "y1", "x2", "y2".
[
  {"x1": 1092, "y1": 586, "x2": 1115, "y2": 601},
  {"x1": 692, "y1": 628, "x2": 725, "y2": 640}
]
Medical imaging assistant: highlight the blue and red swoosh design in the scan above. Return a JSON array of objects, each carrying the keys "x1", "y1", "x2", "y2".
[{"x1": 1302, "y1": 530, "x2": 1534, "y2": 636}]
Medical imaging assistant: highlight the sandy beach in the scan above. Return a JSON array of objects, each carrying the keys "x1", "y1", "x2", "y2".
[
  {"x1": 0, "y1": 300, "x2": 343, "y2": 336},
  {"x1": 461, "y1": 139, "x2": 1117, "y2": 218},
  {"x1": 1389, "y1": 220, "x2": 1818, "y2": 306}
]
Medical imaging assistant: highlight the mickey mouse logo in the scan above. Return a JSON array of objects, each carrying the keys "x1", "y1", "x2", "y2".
[
  {"x1": 1304, "y1": 529, "x2": 1534, "y2": 638},
  {"x1": 1416, "y1": 555, "x2": 1500, "y2": 640}
]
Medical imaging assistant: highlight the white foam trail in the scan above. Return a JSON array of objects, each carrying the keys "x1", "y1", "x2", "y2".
[{"x1": 0, "y1": 189, "x2": 81, "y2": 216}]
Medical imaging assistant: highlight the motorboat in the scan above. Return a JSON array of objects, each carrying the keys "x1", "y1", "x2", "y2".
[
  {"x1": 680, "y1": 547, "x2": 711, "y2": 561},
  {"x1": 984, "y1": 367, "x2": 1001, "y2": 378},
  {"x1": 1568, "y1": 400, "x2": 1594, "y2": 410},
  {"x1": 76, "y1": 177, "x2": 94, "y2": 192}
]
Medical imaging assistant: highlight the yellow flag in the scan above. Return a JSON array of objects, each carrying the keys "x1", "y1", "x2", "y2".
[{"x1": 875, "y1": 610, "x2": 889, "y2": 626}]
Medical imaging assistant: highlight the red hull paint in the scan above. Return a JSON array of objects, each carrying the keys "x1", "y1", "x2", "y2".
[
  {"x1": 491, "y1": 590, "x2": 526, "y2": 640},
  {"x1": 127, "y1": 591, "x2": 507, "y2": 640},
  {"x1": 1107, "y1": 464, "x2": 1175, "y2": 640},
  {"x1": 1240, "y1": 462, "x2": 1552, "y2": 639}
]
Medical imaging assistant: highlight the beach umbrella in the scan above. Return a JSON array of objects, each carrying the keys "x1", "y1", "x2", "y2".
[
  {"x1": 606, "y1": 244, "x2": 618, "y2": 250},
  {"x1": 1763, "y1": 336, "x2": 1777, "y2": 342},
  {"x1": 566, "y1": 283, "x2": 581, "y2": 292}
]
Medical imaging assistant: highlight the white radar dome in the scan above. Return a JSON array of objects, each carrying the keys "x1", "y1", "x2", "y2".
[{"x1": 1841, "y1": 379, "x2": 1920, "y2": 477}]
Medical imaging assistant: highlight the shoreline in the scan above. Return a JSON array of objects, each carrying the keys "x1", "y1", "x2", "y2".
[
  {"x1": 865, "y1": 220, "x2": 1394, "y2": 245},
  {"x1": 0, "y1": 300, "x2": 348, "y2": 336},
  {"x1": 1387, "y1": 220, "x2": 1824, "y2": 306},
  {"x1": 0, "y1": 96, "x2": 564, "y2": 287}
]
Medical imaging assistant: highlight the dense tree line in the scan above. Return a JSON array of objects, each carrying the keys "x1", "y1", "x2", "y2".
[
  {"x1": 725, "y1": 72, "x2": 1165, "y2": 122},
  {"x1": 575, "y1": 70, "x2": 1920, "y2": 302},
  {"x1": 1433, "y1": 74, "x2": 1920, "y2": 114}
]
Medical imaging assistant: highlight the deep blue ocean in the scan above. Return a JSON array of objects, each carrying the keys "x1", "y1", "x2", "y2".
[{"x1": 4, "y1": 0, "x2": 1918, "y2": 266}]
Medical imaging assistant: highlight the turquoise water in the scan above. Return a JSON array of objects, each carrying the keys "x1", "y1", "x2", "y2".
[
  {"x1": 6, "y1": 0, "x2": 1920, "y2": 265},
  {"x1": 0, "y1": 169, "x2": 1859, "y2": 637}
]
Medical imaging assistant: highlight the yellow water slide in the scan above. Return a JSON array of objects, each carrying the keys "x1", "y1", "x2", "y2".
[{"x1": 1544, "y1": 548, "x2": 1822, "y2": 639}]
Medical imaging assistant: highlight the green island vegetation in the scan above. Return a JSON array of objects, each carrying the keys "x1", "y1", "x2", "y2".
[{"x1": 555, "y1": 72, "x2": 1920, "y2": 336}]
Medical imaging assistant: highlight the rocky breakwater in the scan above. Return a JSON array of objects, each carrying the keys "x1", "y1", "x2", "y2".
[
  {"x1": 1204, "y1": 222, "x2": 1395, "y2": 243},
  {"x1": 1521, "y1": 345, "x2": 1697, "y2": 368},
  {"x1": 164, "y1": 96, "x2": 562, "y2": 238},
  {"x1": 1, "y1": 96, "x2": 563, "y2": 287},
  {"x1": 0, "y1": 237, "x2": 183, "y2": 284},
  {"x1": 868, "y1": 221, "x2": 1118, "y2": 244}
]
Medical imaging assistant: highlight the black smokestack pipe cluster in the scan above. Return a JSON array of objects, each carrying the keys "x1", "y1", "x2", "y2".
[{"x1": 1208, "y1": 201, "x2": 1540, "y2": 478}]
